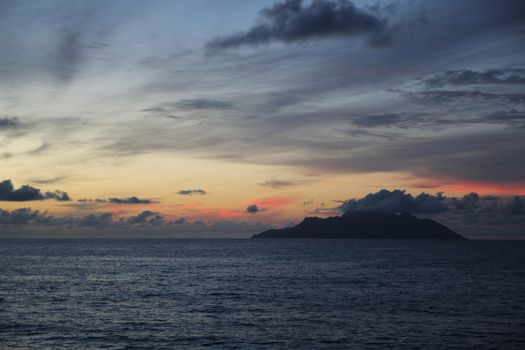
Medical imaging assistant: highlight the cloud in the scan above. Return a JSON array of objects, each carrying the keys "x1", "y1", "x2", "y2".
[
  {"x1": 43, "y1": 190, "x2": 71, "y2": 202},
  {"x1": 484, "y1": 110, "x2": 525, "y2": 128},
  {"x1": 176, "y1": 189, "x2": 208, "y2": 196},
  {"x1": 336, "y1": 189, "x2": 525, "y2": 238},
  {"x1": 127, "y1": 210, "x2": 164, "y2": 225},
  {"x1": 347, "y1": 113, "x2": 430, "y2": 129},
  {"x1": 0, "y1": 179, "x2": 71, "y2": 202},
  {"x1": 0, "y1": 117, "x2": 19, "y2": 129},
  {"x1": 0, "y1": 208, "x2": 271, "y2": 238},
  {"x1": 259, "y1": 179, "x2": 295, "y2": 189},
  {"x1": 0, "y1": 208, "x2": 53, "y2": 226},
  {"x1": 108, "y1": 196, "x2": 155, "y2": 204},
  {"x1": 245, "y1": 204, "x2": 263, "y2": 214},
  {"x1": 422, "y1": 68, "x2": 525, "y2": 87},
  {"x1": 303, "y1": 129, "x2": 525, "y2": 184},
  {"x1": 338, "y1": 189, "x2": 525, "y2": 218},
  {"x1": 77, "y1": 196, "x2": 155, "y2": 204},
  {"x1": 75, "y1": 212, "x2": 114, "y2": 228},
  {"x1": 406, "y1": 90, "x2": 525, "y2": 105},
  {"x1": 348, "y1": 109, "x2": 525, "y2": 130},
  {"x1": 77, "y1": 198, "x2": 108, "y2": 203},
  {"x1": 175, "y1": 99, "x2": 233, "y2": 110},
  {"x1": 340, "y1": 189, "x2": 448, "y2": 214},
  {"x1": 507, "y1": 196, "x2": 524, "y2": 215},
  {"x1": 28, "y1": 176, "x2": 67, "y2": 185},
  {"x1": 207, "y1": 0, "x2": 390, "y2": 51},
  {"x1": 0, "y1": 1, "x2": 115, "y2": 84}
]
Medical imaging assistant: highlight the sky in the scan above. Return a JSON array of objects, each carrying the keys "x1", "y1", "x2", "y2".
[{"x1": 1, "y1": 0, "x2": 524, "y2": 238}]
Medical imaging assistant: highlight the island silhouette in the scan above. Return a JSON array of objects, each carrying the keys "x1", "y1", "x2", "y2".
[{"x1": 252, "y1": 212, "x2": 465, "y2": 239}]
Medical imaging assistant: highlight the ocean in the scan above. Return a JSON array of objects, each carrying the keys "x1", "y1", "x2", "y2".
[{"x1": 1, "y1": 239, "x2": 524, "y2": 349}]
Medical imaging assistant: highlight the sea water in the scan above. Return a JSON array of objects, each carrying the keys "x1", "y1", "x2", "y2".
[{"x1": 1, "y1": 239, "x2": 524, "y2": 349}]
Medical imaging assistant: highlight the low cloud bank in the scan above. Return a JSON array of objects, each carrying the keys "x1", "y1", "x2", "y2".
[{"x1": 0, "y1": 208, "x2": 270, "y2": 238}]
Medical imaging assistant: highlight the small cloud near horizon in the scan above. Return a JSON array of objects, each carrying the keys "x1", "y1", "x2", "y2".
[
  {"x1": 245, "y1": 204, "x2": 264, "y2": 214},
  {"x1": 177, "y1": 189, "x2": 208, "y2": 196}
]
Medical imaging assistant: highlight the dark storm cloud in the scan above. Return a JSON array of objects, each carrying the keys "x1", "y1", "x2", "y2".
[
  {"x1": 176, "y1": 189, "x2": 208, "y2": 196},
  {"x1": 340, "y1": 189, "x2": 448, "y2": 214},
  {"x1": 108, "y1": 196, "x2": 155, "y2": 204},
  {"x1": 259, "y1": 179, "x2": 295, "y2": 189},
  {"x1": 207, "y1": 0, "x2": 390, "y2": 51},
  {"x1": 422, "y1": 69, "x2": 525, "y2": 87},
  {"x1": 0, "y1": 179, "x2": 71, "y2": 202},
  {"x1": 245, "y1": 204, "x2": 262, "y2": 214},
  {"x1": 175, "y1": 99, "x2": 233, "y2": 110}
]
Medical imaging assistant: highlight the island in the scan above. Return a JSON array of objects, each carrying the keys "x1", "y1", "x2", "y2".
[{"x1": 251, "y1": 212, "x2": 465, "y2": 239}]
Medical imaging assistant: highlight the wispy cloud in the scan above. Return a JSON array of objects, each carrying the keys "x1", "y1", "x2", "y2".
[{"x1": 259, "y1": 179, "x2": 295, "y2": 189}]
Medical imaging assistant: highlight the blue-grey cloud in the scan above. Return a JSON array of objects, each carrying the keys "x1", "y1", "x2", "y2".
[{"x1": 207, "y1": 0, "x2": 390, "y2": 51}]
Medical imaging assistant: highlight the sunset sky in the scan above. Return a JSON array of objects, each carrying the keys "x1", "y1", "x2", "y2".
[{"x1": 1, "y1": 0, "x2": 524, "y2": 238}]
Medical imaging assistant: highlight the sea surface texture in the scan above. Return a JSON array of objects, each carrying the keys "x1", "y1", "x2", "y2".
[{"x1": 1, "y1": 239, "x2": 524, "y2": 349}]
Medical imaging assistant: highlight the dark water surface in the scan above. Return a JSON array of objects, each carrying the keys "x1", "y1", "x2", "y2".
[{"x1": 1, "y1": 239, "x2": 524, "y2": 349}]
